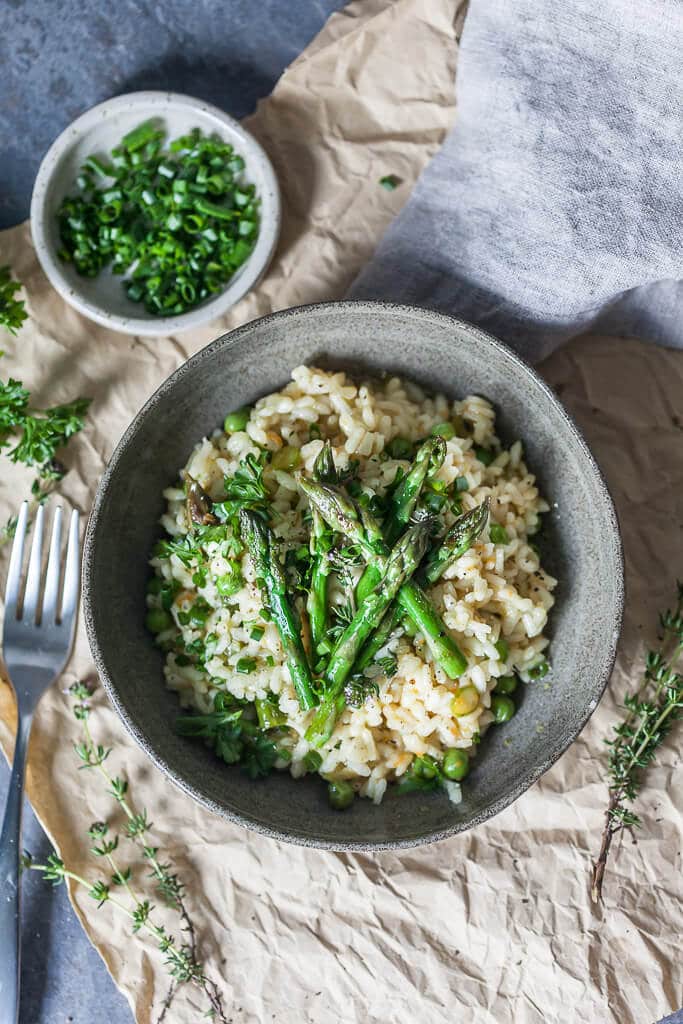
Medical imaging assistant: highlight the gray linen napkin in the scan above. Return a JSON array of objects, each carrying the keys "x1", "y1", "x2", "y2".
[{"x1": 350, "y1": 0, "x2": 683, "y2": 363}]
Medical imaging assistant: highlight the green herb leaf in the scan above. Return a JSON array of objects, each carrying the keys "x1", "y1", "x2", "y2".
[
  {"x1": 0, "y1": 266, "x2": 28, "y2": 334},
  {"x1": 379, "y1": 174, "x2": 401, "y2": 191}
]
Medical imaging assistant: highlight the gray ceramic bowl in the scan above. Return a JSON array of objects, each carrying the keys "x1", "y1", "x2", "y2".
[{"x1": 83, "y1": 301, "x2": 623, "y2": 850}]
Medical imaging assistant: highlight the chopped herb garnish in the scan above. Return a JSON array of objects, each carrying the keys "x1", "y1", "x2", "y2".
[
  {"x1": 214, "y1": 451, "x2": 269, "y2": 523},
  {"x1": 379, "y1": 174, "x2": 401, "y2": 190},
  {"x1": 57, "y1": 125, "x2": 260, "y2": 317},
  {"x1": 489, "y1": 523, "x2": 510, "y2": 545},
  {"x1": 474, "y1": 447, "x2": 494, "y2": 467},
  {"x1": 303, "y1": 750, "x2": 323, "y2": 773},
  {"x1": 215, "y1": 563, "x2": 243, "y2": 598},
  {"x1": 0, "y1": 266, "x2": 28, "y2": 334},
  {"x1": 255, "y1": 693, "x2": 286, "y2": 729},
  {"x1": 386, "y1": 437, "x2": 413, "y2": 460}
]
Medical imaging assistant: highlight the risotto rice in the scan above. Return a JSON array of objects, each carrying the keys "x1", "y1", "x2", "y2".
[{"x1": 146, "y1": 366, "x2": 556, "y2": 806}]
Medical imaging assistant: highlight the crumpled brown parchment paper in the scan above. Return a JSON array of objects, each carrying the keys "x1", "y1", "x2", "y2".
[{"x1": 1, "y1": 1, "x2": 682, "y2": 1022}]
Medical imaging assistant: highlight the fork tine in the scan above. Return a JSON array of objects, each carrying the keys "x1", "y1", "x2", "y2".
[
  {"x1": 42, "y1": 506, "x2": 64, "y2": 625},
  {"x1": 4, "y1": 501, "x2": 29, "y2": 620},
  {"x1": 22, "y1": 503, "x2": 46, "y2": 624},
  {"x1": 60, "y1": 509, "x2": 80, "y2": 625}
]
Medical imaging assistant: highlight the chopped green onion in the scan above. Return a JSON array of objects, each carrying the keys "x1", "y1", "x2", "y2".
[
  {"x1": 84, "y1": 155, "x2": 113, "y2": 177},
  {"x1": 454, "y1": 476, "x2": 469, "y2": 492},
  {"x1": 379, "y1": 174, "x2": 401, "y2": 190},
  {"x1": 423, "y1": 491, "x2": 447, "y2": 513},
  {"x1": 495, "y1": 638, "x2": 509, "y2": 662},
  {"x1": 489, "y1": 523, "x2": 510, "y2": 545},
  {"x1": 235, "y1": 657, "x2": 257, "y2": 674},
  {"x1": 303, "y1": 750, "x2": 323, "y2": 773},
  {"x1": 250, "y1": 625, "x2": 265, "y2": 641},
  {"x1": 386, "y1": 437, "x2": 413, "y2": 460},
  {"x1": 56, "y1": 122, "x2": 260, "y2": 317},
  {"x1": 255, "y1": 694, "x2": 286, "y2": 728},
  {"x1": 122, "y1": 119, "x2": 160, "y2": 152}
]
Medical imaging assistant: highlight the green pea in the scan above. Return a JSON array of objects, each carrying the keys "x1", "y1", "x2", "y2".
[
  {"x1": 528, "y1": 658, "x2": 549, "y2": 680},
  {"x1": 414, "y1": 755, "x2": 439, "y2": 779},
  {"x1": 328, "y1": 780, "x2": 355, "y2": 811},
  {"x1": 146, "y1": 576, "x2": 163, "y2": 595},
  {"x1": 496, "y1": 674, "x2": 518, "y2": 695},
  {"x1": 442, "y1": 748, "x2": 470, "y2": 781},
  {"x1": 145, "y1": 608, "x2": 173, "y2": 634},
  {"x1": 491, "y1": 695, "x2": 516, "y2": 724},
  {"x1": 160, "y1": 583, "x2": 178, "y2": 610},
  {"x1": 431, "y1": 421, "x2": 456, "y2": 440},
  {"x1": 451, "y1": 685, "x2": 479, "y2": 717},
  {"x1": 223, "y1": 406, "x2": 250, "y2": 433},
  {"x1": 271, "y1": 445, "x2": 301, "y2": 471}
]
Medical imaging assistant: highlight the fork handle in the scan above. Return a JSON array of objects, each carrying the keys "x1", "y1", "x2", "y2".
[{"x1": 0, "y1": 711, "x2": 33, "y2": 1024}]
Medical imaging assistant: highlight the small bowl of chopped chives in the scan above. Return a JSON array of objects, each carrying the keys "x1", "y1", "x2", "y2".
[{"x1": 30, "y1": 91, "x2": 280, "y2": 337}]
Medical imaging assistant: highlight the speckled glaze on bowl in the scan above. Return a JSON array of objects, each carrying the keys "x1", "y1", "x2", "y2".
[
  {"x1": 30, "y1": 91, "x2": 280, "y2": 337},
  {"x1": 83, "y1": 301, "x2": 623, "y2": 850}
]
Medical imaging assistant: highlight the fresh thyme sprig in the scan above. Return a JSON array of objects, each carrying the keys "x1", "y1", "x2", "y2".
[
  {"x1": 23, "y1": 681, "x2": 227, "y2": 1022},
  {"x1": 591, "y1": 583, "x2": 683, "y2": 903},
  {"x1": 70, "y1": 683, "x2": 188, "y2": 916},
  {"x1": 21, "y1": 850, "x2": 204, "y2": 986}
]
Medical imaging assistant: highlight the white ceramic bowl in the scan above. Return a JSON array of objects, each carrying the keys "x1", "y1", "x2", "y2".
[{"x1": 30, "y1": 91, "x2": 281, "y2": 336}]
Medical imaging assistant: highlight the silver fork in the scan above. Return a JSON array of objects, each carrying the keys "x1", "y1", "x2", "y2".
[{"x1": 0, "y1": 502, "x2": 80, "y2": 1024}]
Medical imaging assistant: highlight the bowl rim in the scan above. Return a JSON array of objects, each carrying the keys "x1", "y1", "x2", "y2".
[
  {"x1": 83, "y1": 300, "x2": 624, "y2": 850},
  {"x1": 30, "y1": 90, "x2": 281, "y2": 337}
]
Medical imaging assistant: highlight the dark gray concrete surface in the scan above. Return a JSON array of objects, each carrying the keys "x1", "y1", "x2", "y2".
[
  {"x1": 0, "y1": 2, "x2": 344, "y2": 1021},
  {"x1": 0, "y1": 0, "x2": 345, "y2": 229}
]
